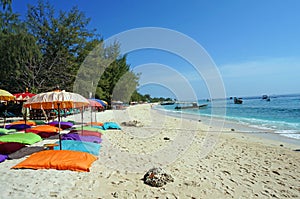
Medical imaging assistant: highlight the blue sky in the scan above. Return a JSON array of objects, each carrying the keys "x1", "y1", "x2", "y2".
[{"x1": 12, "y1": 0, "x2": 300, "y2": 99}]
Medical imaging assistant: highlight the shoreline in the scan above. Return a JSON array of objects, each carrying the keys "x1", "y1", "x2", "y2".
[{"x1": 153, "y1": 105, "x2": 300, "y2": 147}]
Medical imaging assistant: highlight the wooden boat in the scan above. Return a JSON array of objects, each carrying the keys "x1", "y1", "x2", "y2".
[{"x1": 175, "y1": 103, "x2": 208, "y2": 110}]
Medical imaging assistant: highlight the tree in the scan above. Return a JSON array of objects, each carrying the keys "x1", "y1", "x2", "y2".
[
  {"x1": 0, "y1": 0, "x2": 42, "y2": 93},
  {"x1": 97, "y1": 55, "x2": 139, "y2": 104},
  {"x1": 0, "y1": 32, "x2": 41, "y2": 92},
  {"x1": 26, "y1": 0, "x2": 99, "y2": 92}
]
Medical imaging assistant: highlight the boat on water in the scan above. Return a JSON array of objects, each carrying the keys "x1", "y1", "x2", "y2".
[
  {"x1": 234, "y1": 97, "x2": 243, "y2": 104},
  {"x1": 175, "y1": 102, "x2": 208, "y2": 110},
  {"x1": 262, "y1": 94, "x2": 271, "y2": 101},
  {"x1": 160, "y1": 101, "x2": 175, "y2": 105}
]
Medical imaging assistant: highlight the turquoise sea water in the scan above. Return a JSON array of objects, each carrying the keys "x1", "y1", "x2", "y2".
[{"x1": 157, "y1": 94, "x2": 300, "y2": 140}]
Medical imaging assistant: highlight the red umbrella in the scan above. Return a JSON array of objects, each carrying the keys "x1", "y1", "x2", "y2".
[
  {"x1": 87, "y1": 99, "x2": 103, "y2": 124},
  {"x1": 88, "y1": 99, "x2": 103, "y2": 108},
  {"x1": 13, "y1": 88, "x2": 36, "y2": 101}
]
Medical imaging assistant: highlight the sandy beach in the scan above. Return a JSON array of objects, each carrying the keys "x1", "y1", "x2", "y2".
[{"x1": 0, "y1": 103, "x2": 299, "y2": 198}]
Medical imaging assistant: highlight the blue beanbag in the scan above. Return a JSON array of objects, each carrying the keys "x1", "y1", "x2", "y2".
[
  {"x1": 54, "y1": 140, "x2": 101, "y2": 156},
  {"x1": 102, "y1": 122, "x2": 121, "y2": 130}
]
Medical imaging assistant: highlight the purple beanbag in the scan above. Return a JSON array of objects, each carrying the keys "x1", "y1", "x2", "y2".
[
  {"x1": 62, "y1": 133, "x2": 102, "y2": 144},
  {"x1": 47, "y1": 121, "x2": 74, "y2": 130},
  {"x1": 0, "y1": 154, "x2": 8, "y2": 163},
  {"x1": 5, "y1": 124, "x2": 32, "y2": 131}
]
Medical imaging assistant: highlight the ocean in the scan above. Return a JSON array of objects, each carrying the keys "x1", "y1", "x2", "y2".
[{"x1": 156, "y1": 94, "x2": 300, "y2": 140}]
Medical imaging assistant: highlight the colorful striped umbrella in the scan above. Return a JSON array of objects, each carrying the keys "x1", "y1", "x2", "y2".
[{"x1": 13, "y1": 88, "x2": 36, "y2": 101}]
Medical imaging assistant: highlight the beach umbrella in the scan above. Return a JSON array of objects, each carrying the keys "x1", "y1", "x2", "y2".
[
  {"x1": 0, "y1": 89, "x2": 15, "y2": 101},
  {"x1": 87, "y1": 99, "x2": 103, "y2": 124},
  {"x1": 89, "y1": 98, "x2": 107, "y2": 107},
  {"x1": 24, "y1": 90, "x2": 89, "y2": 150},
  {"x1": 88, "y1": 99, "x2": 103, "y2": 108},
  {"x1": 0, "y1": 89, "x2": 15, "y2": 127},
  {"x1": 13, "y1": 88, "x2": 36, "y2": 101},
  {"x1": 101, "y1": 100, "x2": 108, "y2": 106}
]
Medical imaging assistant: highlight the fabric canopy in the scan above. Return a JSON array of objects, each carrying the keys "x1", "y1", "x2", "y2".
[
  {"x1": 89, "y1": 98, "x2": 107, "y2": 107},
  {"x1": 24, "y1": 90, "x2": 89, "y2": 109},
  {"x1": 88, "y1": 99, "x2": 103, "y2": 108},
  {"x1": 13, "y1": 89, "x2": 36, "y2": 101},
  {"x1": 0, "y1": 89, "x2": 15, "y2": 101}
]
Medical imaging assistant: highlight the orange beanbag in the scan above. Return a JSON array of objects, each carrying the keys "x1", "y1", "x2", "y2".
[
  {"x1": 86, "y1": 122, "x2": 103, "y2": 126},
  {"x1": 27, "y1": 125, "x2": 62, "y2": 133},
  {"x1": 12, "y1": 150, "x2": 97, "y2": 172},
  {"x1": 10, "y1": 120, "x2": 36, "y2": 126}
]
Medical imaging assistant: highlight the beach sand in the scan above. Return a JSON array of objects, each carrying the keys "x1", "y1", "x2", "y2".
[{"x1": 0, "y1": 104, "x2": 299, "y2": 198}]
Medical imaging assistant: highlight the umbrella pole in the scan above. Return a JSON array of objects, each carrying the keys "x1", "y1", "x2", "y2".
[
  {"x1": 24, "y1": 107, "x2": 27, "y2": 133},
  {"x1": 58, "y1": 103, "x2": 62, "y2": 150},
  {"x1": 81, "y1": 107, "x2": 84, "y2": 134},
  {"x1": 90, "y1": 106, "x2": 93, "y2": 126},
  {"x1": 3, "y1": 110, "x2": 6, "y2": 128},
  {"x1": 3, "y1": 103, "x2": 7, "y2": 128}
]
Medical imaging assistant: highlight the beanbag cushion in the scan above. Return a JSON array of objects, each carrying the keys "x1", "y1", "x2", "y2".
[
  {"x1": 5, "y1": 124, "x2": 32, "y2": 131},
  {"x1": 27, "y1": 125, "x2": 61, "y2": 133},
  {"x1": 62, "y1": 133, "x2": 102, "y2": 143},
  {"x1": 86, "y1": 122, "x2": 103, "y2": 126},
  {"x1": 0, "y1": 142, "x2": 26, "y2": 154},
  {"x1": 0, "y1": 128, "x2": 16, "y2": 134},
  {"x1": 72, "y1": 126, "x2": 105, "y2": 134},
  {"x1": 36, "y1": 132, "x2": 58, "y2": 139},
  {"x1": 69, "y1": 130, "x2": 102, "y2": 138},
  {"x1": 0, "y1": 154, "x2": 8, "y2": 163},
  {"x1": 47, "y1": 121, "x2": 73, "y2": 130},
  {"x1": 8, "y1": 146, "x2": 44, "y2": 159},
  {"x1": 0, "y1": 133, "x2": 42, "y2": 145},
  {"x1": 10, "y1": 120, "x2": 36, "y2": 126},
  {"x1": 54, "y1": 140, "x2": 101, "y2": 156},
  {"x1": 102, "y1": 122, "x2": 121, "y2": 130},
  {"x1": 12, "y1": 150, "x2": 97, "y2": 172}
]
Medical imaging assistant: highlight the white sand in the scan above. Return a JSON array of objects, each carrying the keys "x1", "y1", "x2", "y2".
[{"x1": 0, "y1": 104, "x2": 299, "y2": 198}]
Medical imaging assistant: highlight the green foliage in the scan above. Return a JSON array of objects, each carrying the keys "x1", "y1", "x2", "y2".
[
  {"x1": 97, "y1": 55, "x2": 139, "y2": 104},
  {"x1": 0, "y1": 31, "x2": 41, "y2": 92},
  {"x1": 0, "y1": 0, "x2": 140, "y2": 104},
  {"x1": 26, "y1": 0, "x2": 99, "y2": 92}
]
